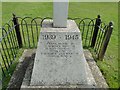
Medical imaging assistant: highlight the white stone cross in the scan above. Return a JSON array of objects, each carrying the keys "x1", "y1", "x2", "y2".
[{"x1": 53, "y1": 0, "x2": 69, "y2": 28}]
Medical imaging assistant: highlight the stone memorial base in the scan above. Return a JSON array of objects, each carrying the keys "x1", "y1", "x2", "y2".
[
  {"x1": 22, "y1": 20, "x2": 96, "y2": 89},
  {"x1": 20, "y1": 52, "x2": 96, "y2": 89}
]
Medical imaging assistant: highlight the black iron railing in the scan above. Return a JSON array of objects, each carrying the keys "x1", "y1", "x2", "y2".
[
  {"x1": 0, "y1": 14, "x2": 113, "y2": 86},
  {"x1": 0, "y1": 22, "x2": 19, "y2": 82}
]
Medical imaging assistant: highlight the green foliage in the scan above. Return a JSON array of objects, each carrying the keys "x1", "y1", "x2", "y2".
[{"x1": 1, "y1": 2, "x2": 118, "y2": 88}]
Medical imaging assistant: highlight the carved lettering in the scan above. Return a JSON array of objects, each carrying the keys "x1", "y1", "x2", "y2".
[
  {"x1": 42, "y1": 35, "x2": 56, "y2": 40},
  {"x1": 40, "y1": 34, "x2": 80, "y2": 58},
  {"x1": 65, "y1": 35, "x2": 79, "y2": 40}
]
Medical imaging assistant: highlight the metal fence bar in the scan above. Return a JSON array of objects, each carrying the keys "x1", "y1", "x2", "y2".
[
  {"x1": 12, "y1": 14, "x2": 22, "y2": 48},
  {"x1": 0, "y1": 49, "x2": 8, "y2": 73},
  {"x1": 20, "y1": 20, "x2": 26, "y2": 47},
  {"x1": 30, "y1": 22, "x2": 35, "y2": 47},
  {"x1": 91, "y1": 15, "x2": 101, "y2": 47},
  {"x1": 98, "y1": 21, "x2": 113, "y2": 60},
  {"x1": 9, "y1": 29, "x2": 17, "y2": 58},
  {"x1": 32, "y1": 17, "x2": 43, "y2": 46},
  {"x1": 0, "y1": 63, "x2": 6, "y2": 77},
  {"x1": 1, "y1": 39, "x2": 11, "y2": 68},
  {"x1": 88, "y1": 23, "x2": 94, "y2": 46}
]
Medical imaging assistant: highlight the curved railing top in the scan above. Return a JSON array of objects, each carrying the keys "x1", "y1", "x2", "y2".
[{"x1": 1, "y1": 15, "x2": 108, "y2": 42}]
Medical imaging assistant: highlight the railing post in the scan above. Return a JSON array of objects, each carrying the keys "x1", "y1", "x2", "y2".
[
  {"x1": 98, "y1": 21, "x2": 113, "y2": 60},
  {"x1": 12, "y1": 14, "x2": 22, "y2": 48},
  {"x1": 91, "y1": 15, "x2": 101, "y2": 47}
]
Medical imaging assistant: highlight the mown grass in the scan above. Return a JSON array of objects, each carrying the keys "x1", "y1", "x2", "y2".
[
  {"x1": 1, "y1": 2, "x2": 119, "y2": 89},
  {"x1": 118, "y1": 2, "x2": 120, "y2": 88},
  {"x1": 1, "y1": 48, "x2": 23, "y2": 90}
]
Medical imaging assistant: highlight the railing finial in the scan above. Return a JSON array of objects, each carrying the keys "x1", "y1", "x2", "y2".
[
  {"x1": 97, "y1": 15, "x2": 100, "y2": 18},
  {"x1": 109, "y1": 21, "x2": 114, "y2": 28},
  {"x1": 12, "y1": 13, "x2": 22, "y2": 48},
  {"x1": 98, "y1": 21, "x2": 113, "y2": 60},
  {"x1": 91, "y1": 15, "x2": 102, "y2": 47},
  {"x1": 12, "y1": 13, "x2": 16, "y2": 18}
]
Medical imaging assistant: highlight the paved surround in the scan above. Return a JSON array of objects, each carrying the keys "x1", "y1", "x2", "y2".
[{"x1": 6, "y1": 49, "x2": 108, "y2": 89}]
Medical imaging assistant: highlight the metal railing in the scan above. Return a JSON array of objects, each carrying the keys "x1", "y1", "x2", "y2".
[
  {"x1": 0, "y1": 21, "x2": 19, "y2": 81},
  {"x1": 0, "y1": 14, "x2": 113, "y2": 85}
]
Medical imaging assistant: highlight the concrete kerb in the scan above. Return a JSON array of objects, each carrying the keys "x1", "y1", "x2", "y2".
[{"x1": 7, "y1": 49, "x2": 108, "y2": 89}]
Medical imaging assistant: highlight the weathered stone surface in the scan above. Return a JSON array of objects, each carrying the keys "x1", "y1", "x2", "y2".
[
  {"x1": 30, "y1": 20, "x2": 88, "y2": 86},
  {"x1": 6, "y1": 49, "x2": 36, "y2": 89},
  {"x1": 6, "y1": 49, "x2": 108, "y2": 89},
  {"x1": 84, "y1": 50, "x2": 109, "y2": 88}
]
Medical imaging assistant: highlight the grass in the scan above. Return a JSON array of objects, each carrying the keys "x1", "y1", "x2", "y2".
[
  {"x1": 1, "y1": 2, "x2": 119, "y2": 89},
  {"x1": 1, "y1": 48, "x2": 24, "y2": 90},
  {"x1": 0, "y1": 2, "x2": 2, "y2": 37},
  {"x1": 118, "y1": 2, "x2": 120, "y2": 88}
]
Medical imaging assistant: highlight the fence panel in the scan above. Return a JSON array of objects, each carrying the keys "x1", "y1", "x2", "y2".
[
  {"x1": 0, "y1": 23, "x2": 19, "y2": 80},
  {"x1": 17, "y1": 17, "x2": 43, "y2": 48},
  {"x1": 78, "y1": 18, "x2": 95, "y2": 48},
  {"x1": 93, "y1": 22, "x2": 107, "y2": 55}
]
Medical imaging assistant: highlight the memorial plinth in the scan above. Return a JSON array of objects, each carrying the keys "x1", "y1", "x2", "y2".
[{"x1": 30, "y1": 20, "x2": 95, "y2": 87}]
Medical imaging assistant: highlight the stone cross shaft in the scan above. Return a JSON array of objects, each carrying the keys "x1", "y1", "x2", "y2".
[{"x1": 53, "y1": 0, "x2": 69, "y2": 28}]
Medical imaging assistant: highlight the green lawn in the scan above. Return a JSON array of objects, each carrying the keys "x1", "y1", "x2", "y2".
[
  {"x1": 0, "y1": 2, "x2": 2, "y2": 38},
  {"x1": 1, "y1": 2, "x2": 119, "y2": 88}
]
